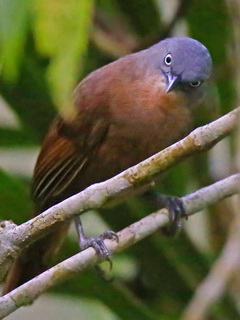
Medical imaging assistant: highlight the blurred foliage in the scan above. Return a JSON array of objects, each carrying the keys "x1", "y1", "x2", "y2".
[{"x1": 0, "y1": 0, "x2": 239, "y2": 319}]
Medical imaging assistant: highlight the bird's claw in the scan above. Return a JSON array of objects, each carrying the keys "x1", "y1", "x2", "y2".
[
  {"x1": 164, "y1": 197, "x2": 187, "y2": 236},
  {"x1": 81, "y1": 230, "x2": 119, "y2": 269},
  {"x1": 101, "y1": 230, "x2": 119, "y2": 242}
]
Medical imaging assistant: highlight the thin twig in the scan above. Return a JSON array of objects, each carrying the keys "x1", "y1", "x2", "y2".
[{"x1": 0, "y1": 174, "x2": 239, "y2": 319}]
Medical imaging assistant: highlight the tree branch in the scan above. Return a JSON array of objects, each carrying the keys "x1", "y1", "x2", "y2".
[
  {"x1": 0, "y1": 107, "x2": 239, "y2": 282},
  {"x1": 0, "y1": 174, "x2": 239, "y2": 318}
]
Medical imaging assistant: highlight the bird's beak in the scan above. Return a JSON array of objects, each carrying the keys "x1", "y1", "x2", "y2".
[{"x1": 166, "y1": 73, "x2": 179, "y2": 93}]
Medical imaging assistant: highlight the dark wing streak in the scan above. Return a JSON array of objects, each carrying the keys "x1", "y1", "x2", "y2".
[
  {"x1": 38, "y1": 157, "x2": 77, "y2": 201},
  {"x1": 32, "y1": 157, "x2": 79, "y2": 201},
  {"x1": 33, "y1": 153, "x2": 90, "y2": 205},
  {"x1": 52, "y1": 156, "x2": 89, "y2": 197},
  {"x1": 32, "y1": 112, "x2": 110, "y2": 207},
  {"x1": 32, "y1": 156, "x2": 71, "y2": 200}
]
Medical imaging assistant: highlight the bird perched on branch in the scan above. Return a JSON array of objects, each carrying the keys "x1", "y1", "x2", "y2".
[{"x1": 3, "y1": 36, "x2": 212, "y2": 294}]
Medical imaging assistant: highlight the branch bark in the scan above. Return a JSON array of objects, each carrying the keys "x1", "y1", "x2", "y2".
[
  {"x1": 0, "y1": 107, "x2": 239, "y2": 282},
  {"x1": 0, "y1": 174, "x2": 239, "y2": 318}
]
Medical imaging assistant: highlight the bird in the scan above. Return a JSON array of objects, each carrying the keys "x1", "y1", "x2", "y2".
[{"x1": 2, "y1": 36, "x2": 212, "y2": 294}]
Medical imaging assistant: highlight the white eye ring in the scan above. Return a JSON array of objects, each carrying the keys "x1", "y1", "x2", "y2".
[
  {"x1": 190, "y1": 81, "x2": 201, "y2": 87},
  {"x1": 164, "y1": 54, "x2": 172, "y2": 66}
]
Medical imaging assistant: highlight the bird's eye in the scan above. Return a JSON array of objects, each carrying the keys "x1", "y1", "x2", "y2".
[
  {"x1": 190, "y1": 81, "x2": 201, "y2": 87},
  {"x1": 164, "y1": 54, "x2": 172, "y2": 66}
]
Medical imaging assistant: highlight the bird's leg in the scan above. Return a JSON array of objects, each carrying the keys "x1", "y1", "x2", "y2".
[
  {"x1": 143, "y1": 191, "x2": 188, "y2": 236},
  {"x1": 74, "y1": 215, "x2": 119, "y2": 266}
]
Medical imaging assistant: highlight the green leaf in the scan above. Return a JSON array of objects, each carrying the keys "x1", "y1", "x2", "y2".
[
  {"x1": 33, "y1": 0, "x2": 94, "y2": 116},
  {"x1": 0, "y1": 54, "x2": 56, "y2": 140},
  {"x1": 187, "y1": 0, "x2": 235, "y2": 114},
  {"x1": 0, "y1": 0, "x2": 31, "y2": 80},
  {"x1": 0, "y1": 169, "x2": 33, "y2": 224},
  {"x1": 0, "y1": 128, "x2": 37, "y2": 146}
]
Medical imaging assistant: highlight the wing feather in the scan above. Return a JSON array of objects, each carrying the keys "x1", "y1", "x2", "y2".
[{"x1": 32, "y1": 114, "x2": 109, "y2": 209}]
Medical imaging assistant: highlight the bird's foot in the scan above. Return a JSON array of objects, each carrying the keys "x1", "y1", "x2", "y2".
[
  {"x1": 163, "y1": 196, "x2": 187, "y2": 236},
  {"x1": 80, "y1": 230, "x2": 119, "y2": 268},
  {"x1": 143, "y1": 191, "x2": 187, "y2": 236}
]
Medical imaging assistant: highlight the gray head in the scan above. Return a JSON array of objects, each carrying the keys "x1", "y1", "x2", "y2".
[{"x1": 147, "y1": 37, "x2": 212, "y2": 101}]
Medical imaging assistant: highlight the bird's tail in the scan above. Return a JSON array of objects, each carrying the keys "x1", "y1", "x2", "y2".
[{"x1": 2, "y1": 221, "x2": 70, "y2": 295}]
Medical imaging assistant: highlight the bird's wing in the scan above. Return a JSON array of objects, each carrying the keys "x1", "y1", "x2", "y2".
[{"x1": 32, "y1": 111, "x2": 109, "y2": 209}]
